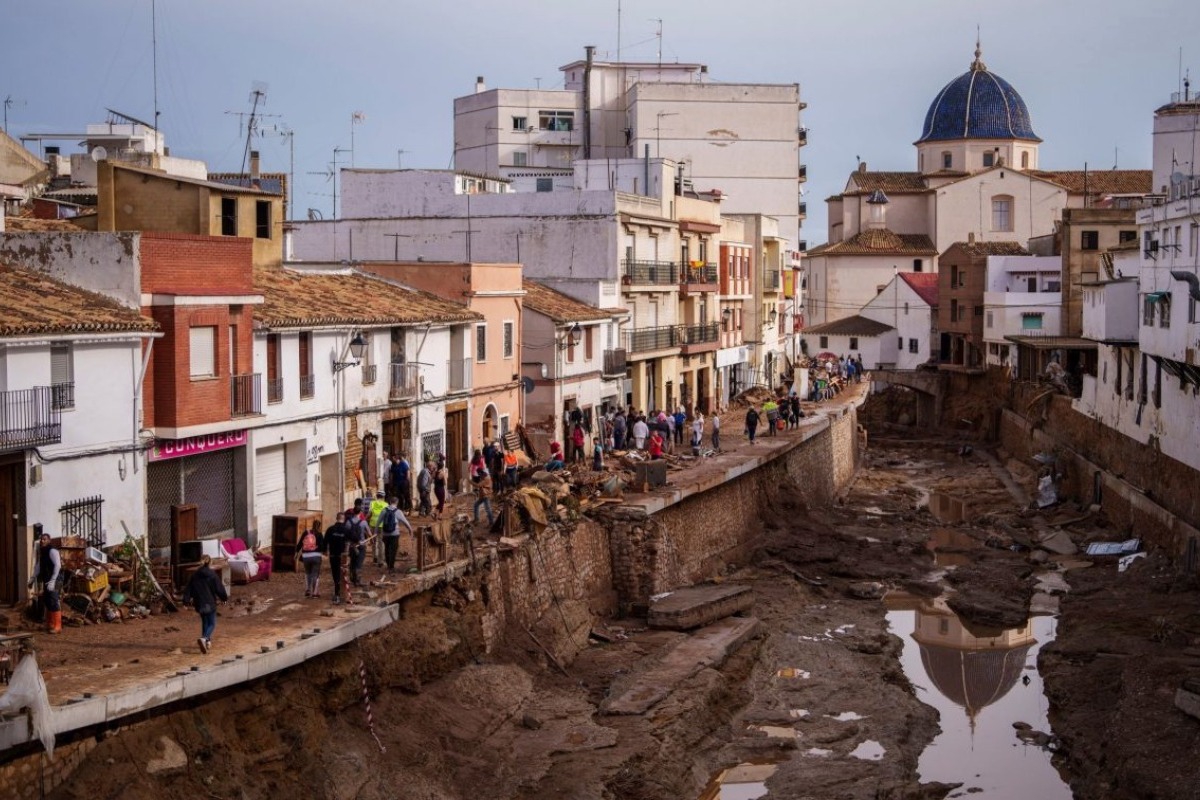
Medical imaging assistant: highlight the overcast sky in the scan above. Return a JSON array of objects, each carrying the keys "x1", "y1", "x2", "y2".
[{"x1": 3, "y1": 0, "x2": 1198, "y2": 241}]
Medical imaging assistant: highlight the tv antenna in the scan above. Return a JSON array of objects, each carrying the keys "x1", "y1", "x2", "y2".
[
  {"x1": 261, "y1": 124, "x2": 295, "y2": 219},
  {"x1": 307, "y1": 146, "x2": 349, "y2": 219},
  {"x1": 651, "y1": 18, "x2": 662, "y2": 66},
  {"x1": 237, "y1": 81, "x2": 270, "y2": 177},
  {"x1": 2, "y1": 95, "x2": 25, "y2": 133}
]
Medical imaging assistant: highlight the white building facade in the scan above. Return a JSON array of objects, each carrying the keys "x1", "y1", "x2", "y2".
[{"x1": 982, "y1": 255, "x2": 1063, "y2": 368}]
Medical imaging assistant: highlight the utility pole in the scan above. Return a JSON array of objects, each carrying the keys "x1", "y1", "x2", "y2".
[
  {"x1": 350, "y1": 112, "x2": 366, "y2": 167},
  {"x1": 397, "y1": 148, "x2": 408, "y2": 169}
]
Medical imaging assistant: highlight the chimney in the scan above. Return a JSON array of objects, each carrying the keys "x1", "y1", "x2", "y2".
[
  {"x1": 250, "y1": 150, "x2": 261, "y2": 180},
  {"x1": 968, "y1": 231, "x2": 976, "y2": 244},
  {"x1": 475, "y1": 76, "x2": 486, "y2": 94},
  {"x1": 858, "y1": 161, "x2": 867, "y2": 174}
]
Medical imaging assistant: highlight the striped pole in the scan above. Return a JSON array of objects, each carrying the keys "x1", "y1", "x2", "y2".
[{"x1": 358, "y1": 658, "x2": 385, "y2": 753}]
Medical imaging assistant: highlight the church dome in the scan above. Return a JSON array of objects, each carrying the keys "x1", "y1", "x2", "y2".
[{"x1": 917, "y1": 43, "x2": 1040, "y2": 144}]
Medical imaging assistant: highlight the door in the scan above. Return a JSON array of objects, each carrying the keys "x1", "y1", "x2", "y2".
[
  {"x1": 446, "y1": 409, "x2": 467, "y2": 488},
  {"x1": 0, "y1": 460, "x2": 22, "y2": 604},
  {"x1": 255, "y1": 445, "x2": 287, "y2": 532}
]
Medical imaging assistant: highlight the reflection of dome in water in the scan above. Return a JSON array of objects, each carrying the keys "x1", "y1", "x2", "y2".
[{"x1": 917, "y1": 641, "x2": 1032, "y2": 718}]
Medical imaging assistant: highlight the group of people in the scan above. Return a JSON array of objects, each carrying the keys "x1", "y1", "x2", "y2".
[
  {"x1": 807, "y1": 354, "x2": 865, "y2": 402},
  {"x1": 546, "y1": 407, "x2": 722, "y2": 467},
  {"x1": 381, "y1": 453, "x2": 450, "y2": 520},
  {"x1": 743, "y1": 394, "x2": 804, "y2": 443}
]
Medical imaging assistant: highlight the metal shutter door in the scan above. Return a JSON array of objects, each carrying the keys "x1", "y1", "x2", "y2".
[{"x1": 255, "y1": 446, "x2": 287, "y2": 529}]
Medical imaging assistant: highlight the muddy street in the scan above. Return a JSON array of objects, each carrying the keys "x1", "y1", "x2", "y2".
[{"x1": 41, "y1": 426, "x2": 1200, "y2": 800}]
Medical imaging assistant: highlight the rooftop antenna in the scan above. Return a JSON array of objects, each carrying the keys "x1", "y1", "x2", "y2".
[
  {"x1": 350, "y1": 111, "x2": 366, "y2": 167},
  {"x1": 261, "y1": 124, "x2": 295, "y2": 219},
  {"x1": 651, "y1": 18, "x2": 663, "y2": 66},
  {"x1": 1113, "y1": 146, "x2": 1119, "y2": 170},
  {"x1": 306, "y1": 146, "x2": 349, "y2": 218},
  {"x1": 151, "y1": 0, "x2": 159, "y2": 130},
  {"x1": 2, "y1": 95, "x2": 25, "y2": 133},
  {"x1": 616, "y1": 0, "x2": 622, "y2": 61},
  {"x1": 534, "y1": 77, "x2": 542, "y2": 89},
  {"x1": 396, "y1": 148, "x2": 408, "y2": 169},
  {"x1": 239, "y1": 82, "x2": 269, "y2": 178}
]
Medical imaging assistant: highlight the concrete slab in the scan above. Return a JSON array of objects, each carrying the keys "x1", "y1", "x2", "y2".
[
  {"x1": 601, "y1": 616, "x2": 760, "y2": 715},
  {"x1": 1176, "y1": 684, "x2": 1200, "y2": 721},
  {"x1": 648, "y1": 584, "x2": 754, "y2": 631}
]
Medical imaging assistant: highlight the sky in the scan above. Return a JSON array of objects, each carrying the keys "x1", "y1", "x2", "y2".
[{"x1": 3, "y1": 0, "x2": 1199, "y2": 242}]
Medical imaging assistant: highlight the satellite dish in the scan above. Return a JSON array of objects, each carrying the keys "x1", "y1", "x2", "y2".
[
  {"x1": 521, "y1": 376, "x2": 535, "y2": 395},
  {"x1": 90, "y1": 146, "x2": 108, "y2": 162}
]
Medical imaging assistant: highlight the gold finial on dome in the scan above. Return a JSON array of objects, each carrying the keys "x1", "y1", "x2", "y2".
[{"x1": 971, "y1": 27, "x2": 987, "y2": 72}]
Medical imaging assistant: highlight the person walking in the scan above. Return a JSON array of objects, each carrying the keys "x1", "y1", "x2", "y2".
[
  {"x1": 391, "y1": 455, "x2": 412, "y2": 513},
  {"x1": 503, "y1": 449, "x2": 519, "y2": 488},
  {"x1": 181, "y1": 555, "x2": 228, "y2": 654},
  {"x1": 368, "y1": 491, "x2": 388, "y2": 565},
  {"x1": 673, "y1": 407, "x2": 686, "y2": 446},
  {"x1": 711, "y1": 413, "x2": 722, "y2": 452},
  {"x1": 433, "y1": 457, "x2": 448, "y2": 520},
  {"x1": 745, "y1": 405, "x2": 760, "y2": 444},
  {"x1": 763, "y1": 398, "x2": 779, "y2": 436},
  {"x1": 379, "y1": 497, "x2": 414, "y2": 572},
  {"x1": 31, "y1": 532, "x2": 62, "y2": 634},
  {"x1": 474, "y1": 472, "x2": 495, "y2": 527},
  {"x1": 612, "y1": 410, "x2": 627, "y2": 451},
  {"x1": 417, "y1": 461, "x2": 434, "y2": 516},
  {"x1": 346, "y1": 506, "x2": 369, "y2": 588},
  {"x1": 299, "y1": 519, "x2": 324, "y2": 598},
  {"x1": 571, "y1": 424, "x2": 586, "y2": 464},
  {"x1": 324, "y1": 513, "x2": 348, "y2": 605}
]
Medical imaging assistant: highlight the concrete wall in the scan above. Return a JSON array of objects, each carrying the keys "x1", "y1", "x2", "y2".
[{"x1": 0, "y1": 231, "x2": 142, "y2": 307}]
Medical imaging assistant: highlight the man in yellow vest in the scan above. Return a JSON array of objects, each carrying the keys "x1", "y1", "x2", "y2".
[{"x1": 368, "y1": 491, "x2": 388, "y2": 565}]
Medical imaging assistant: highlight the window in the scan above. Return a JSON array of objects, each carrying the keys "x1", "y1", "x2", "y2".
[
  {"x1": 51, "y1": 343, "x2": 74, "y2": 410},
  {"x1": 512, "y1": 151, "x2": 527, "y2": 167},
  {"x1": 220, "y1": 197, "x2": 237, "y2": 236},
  {"x1": 1139, "y1": 354, "x2": 1148, "y2": 404},
  {"x1": 849, "y1": 337, "x2": 859, "y2": 350},
  {"x1": 584, "y1": 326, "x2": 594, "y2": 360},
  {"x1": 898, "y1": 337, "x2": 903, "y2": 351},
  {"x1": 1160, "y1": 294, "x2": 1171, "y2": 329},
  {"x1": 819, "y1": 336, "x2": 828, "y2": 349},
  {"x1": 1153, "y1": 359, "x2": 1162, "y2": 409},
  {"x1": 1144, "y1": 295, "x2": 1155, "y2": 326},
  {"x1": 1191, "y1": 223, "x2": 1199, "y2": 257},
  {"x1": 502, "y1": 321, "x2": 514, "y2": 359},
  {"x1": 189, "y1": 326, "x2": 217, "y2": 377},
  {"x1": 1021, "y1": 152, "x2": 1029, "y2": 169},
  {"x1": 512, "y1": 116, "x2": 527, "y2": 131},
  {"x1": 986, "y1": 311, "x2": 993, "y2": 328},
  {"x1": 476, "y1": 324, "x2": 487, "y2": 362},
  {"x1": 266, "y1": 333, "x2": 282, "y2": 402},
  {"x1": 1081, "y1": 230, "x2": 1099, "y2": 251},
  {"x1": 538, "y1": 110, "x2": 574, "y2": 131},
  {"x1": 992, "y1": 196, "x2": 1013, "y2": 232},
  {"x1": 1125, "y1": 350, "x2": 1135, "y2": 399},
  {"x1": 974, "y1": 305, "x2": 983, "y2": 316},
  {"x1": 950, "y1": 299, "x2": 959, "y2": 321},
  {"x1": 942, "y1": 152, "x2": 952, "y2": 169},
  {"x1": 1190, "y1": 295, "x2": 1197, "y2": 324},
  {"x1": 299, "y1": 331, "x2": 313, "y2": 398},
  {"x1": 535, "y1": 177, "x2": 553, "y2": 193},
  {"x1": 909, "y1": 338, "x2": 919, "y2": 353},
  {"x1": 1119, "y1": 230, "x2": 1138, "y2": 243},
  {"x1": 255, "y1": 201, "x2": 271, "y2": 239},
  {"x1": 1021, "y1": 313, "x2": 1043, "y2": 330},
  {"x1": 904, "y1": 302, "x2": 910, "y2": 315},
  {"x1": 983, "y1": 151, "x2": 995, "y2": 167},
  {"x1": 913, "y1": 259, "x2": 923, "y2": 272}
]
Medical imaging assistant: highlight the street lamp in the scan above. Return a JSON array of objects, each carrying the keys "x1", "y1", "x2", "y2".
[
  {"x1": 334, "y1": 333, "x2": 367, "y2": 372},
  {"x1": 558, "y1": 322, "x2": 583, "y2": 349}
]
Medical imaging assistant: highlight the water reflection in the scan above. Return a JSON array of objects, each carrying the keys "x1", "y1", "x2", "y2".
[
  {"x1": 696, "y1": 762, "x2": 777, "y2": 800},
  {"x1": 926, "y1": 527, "x2": 981, "y2": 567},
  {"x1": 885, "y1": 594, "x2": 1071, "y2": 799},
  {"x1": 928, "y1": 492, "x2": 970, "y2": 524}
]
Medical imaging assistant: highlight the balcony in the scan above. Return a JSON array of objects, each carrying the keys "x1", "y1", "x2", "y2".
[
  {"x1": 267, "y1": 377, "x2": 283, "y2": 404},
  {"x1": 798, "y1": 164, "x2": 807, "y2": 182},
  {"x1": 680, "y1": 322, "x2": 721, "y2": 355},
  {"x1": 763, "y1": 270, "x2": 782, "y2": 292},
  {"x1": 0, "y1": 387, "x2": 62, "y2": 451},
  {"x1": 798, "y1": 128, "x2": 808, "y2": 146},
  {"x1": 230, "y1": 373, "x2": 262, "y2": 418},
  {"x1": 390, "y1": 362, "x2": 421, "y2": 401},
  {"x1": 626, "y1": 325, "x2": 683, "y2": 354},
  {"x1": 51, "y1": 381, "x2": 74, "y2": 411},
  {"x1": 622, "y1": 259, "x2": 678, "y2": 288},
  {"x1": 299, "y1": 373, "x2": 316, "y2": 400},
  {"x1": 448, "y1": 357, "x2": 472, "y2": 391},
  {"x1": 798, "y1": 201, "x2": 807, "y2": 218},
  {"x1": 679, "y1": 262, "x2": 719, "y2": 296},
  {"x1": 603, "y1": 348, "x2": 627, "y2": 377},
  {"x1": 362, "y1": 364, "x2": 378, "y2": 385}
]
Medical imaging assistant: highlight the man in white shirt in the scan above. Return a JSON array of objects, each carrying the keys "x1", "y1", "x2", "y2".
[{"x1": 632, "y1": 417, "x2": 649, "y2": 450}]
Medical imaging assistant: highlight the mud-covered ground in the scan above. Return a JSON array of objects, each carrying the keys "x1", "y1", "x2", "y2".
[{"x1": 36, "y1": 427, "x2": 1200, "y2": 800}]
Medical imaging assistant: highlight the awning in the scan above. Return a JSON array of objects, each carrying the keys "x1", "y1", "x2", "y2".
[{"x1": 1145, "y1": 291, "x2": 1168, "y2": 303}]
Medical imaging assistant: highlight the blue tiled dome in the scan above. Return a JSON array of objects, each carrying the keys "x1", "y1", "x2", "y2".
[{"x1": 917, "y1": 47, "x2": 1040, "y2": 144}]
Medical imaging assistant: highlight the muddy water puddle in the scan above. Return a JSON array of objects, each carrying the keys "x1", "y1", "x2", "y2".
[
  {"x1": 927, "y1": 527, "x2": 981, "y2": 567},
  {"x1": 887, "y1": 604, "x2": 1071, "y2": 798},
  {"x1": 698, "y1": 761, "x2": 779, "y2": 799}
]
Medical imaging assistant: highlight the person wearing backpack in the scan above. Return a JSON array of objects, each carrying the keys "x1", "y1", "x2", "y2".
[
  {"x1": 380, "y1": 497, "x2": 414, "y2": 572},
  {"x1": 299, "y1": 519, "x2": 324, "y2": 599},
  {"x1": 324, "y1": 513, "x2": 348, "y2": 605}
]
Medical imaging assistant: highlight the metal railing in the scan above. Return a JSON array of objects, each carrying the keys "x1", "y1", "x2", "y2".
[
  {"x1": 0, "y1": 387, "x2": 61, "y2": 451},
  {"x1": 300, "y1": 373, "x2": 316, "y2": 399},
  {"x1": 798, "y1": 201, "x2": 807, "y2": 217},
  {"x1": 679, "y1": 263, "x2": 719, "y2": 284},
  {"x1": 390, "y1": 362, "x2": 421, "y2": 401},
  {"x1": 448, "y1": 357, "x2": 472, "y2": 391},
  {"x1": 622, "y1": 259, "x2": 678, "y2": 286},
  {"x1": 362, "y1": 364, "x2": 378, "y2": 385},
  {"x1": 60, "y1": 495, "x2": 104, "y2": 549},
  {"x1": 763, "y1": 270, "x2": 782, "y2": 291},
  {"x1": 626, "y1": 325, "x2": 683, "y2": 353},
  {"x1": 230, "y1": 373, "x2": 262, "y2": 417},
  {"x1": 267, "y1": 376, "x2": 283, "y2": 404},
  {"x1": 683, "y1": 322, "x2": 720, "y2": 344},
  {"x1": 51, "y1": 381, "x2": 74, "y2": 411},
  {"x1": 798, "y1": 165, "x2": 807, "y2": 181},
  {"x1": 603, "y1": 348, "x2": 627, "y2": 376}
]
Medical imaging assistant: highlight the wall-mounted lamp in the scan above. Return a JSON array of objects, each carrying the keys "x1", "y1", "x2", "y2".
[
  {"x1": 333, "y1": 333, "x2": 367, "y2": 372},
  {"x1": 768, "y1": 309, "x2": 778, "y2": 325},
  {"x1": 118, "y1": 458, "x2": 127, "y2": 481},
  {"x1": 722, "y1": 308, "x2": 733, "y2": 320},
  {"x1": 557, "y1": 322, "x2": 583, "y2": 350}
]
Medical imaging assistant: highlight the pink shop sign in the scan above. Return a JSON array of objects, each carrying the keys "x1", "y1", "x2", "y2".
[{"x1": 150, "y1": 430, "x2": 247, "y2": 461}]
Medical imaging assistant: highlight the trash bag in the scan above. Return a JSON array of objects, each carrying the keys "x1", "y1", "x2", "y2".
[
  {"x1": 1036, "y1": 474, "x2": 1058, "y2": 508},
  {"x1": 0, "y1": 652, "x2": 55, "y2": 757}
]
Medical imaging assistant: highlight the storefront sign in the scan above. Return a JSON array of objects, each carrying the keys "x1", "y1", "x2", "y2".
[{"x1": 150, "y1": 430, "x2": 247, "y2": 461}]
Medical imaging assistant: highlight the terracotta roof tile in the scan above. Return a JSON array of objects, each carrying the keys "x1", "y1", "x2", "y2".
[
  {"x1": 0, "y1": 264, "x2": 157, "y2": 336},
  {"x1": 3, "y1": 216, "x2": 86, "y2": 232},
  {"x1": 254, "y1": 266, "x2": 482, "y2": 329},
  {"x1": 900, "y1": 272, "x2": 940, "y2": 307},
  {"x1": 808, "y1": 229, "x2": 938, "y2": 257},
  {"x1": 1028, "y1": 170, "x2": 1153, "y2": 196},
  {"x1": 802, "y1": 315, "x2": 894, "y2": 337},
  {"x1": 947, "y1": 241, "x2": 1031, "y2": 258},
  {"x1": 521, "y1": 280, "x2": 610, "y2": 324},
  {"x1": 846, "y1": 171, "x2": 929, "y2": 194}
]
